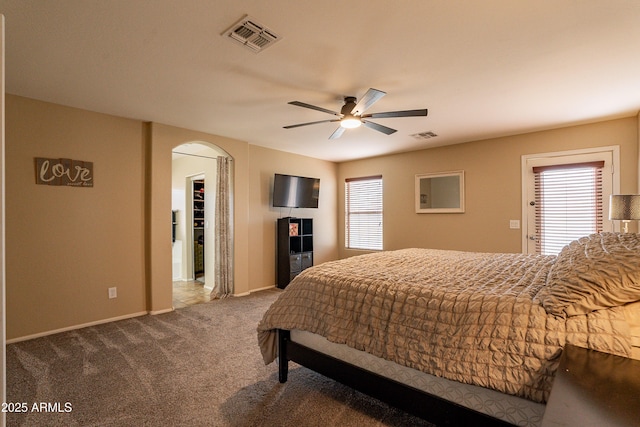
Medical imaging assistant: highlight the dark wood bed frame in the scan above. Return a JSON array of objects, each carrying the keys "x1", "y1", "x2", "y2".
[{"x1": 277, "y1": 329, "x2": 514, "y2": 426}]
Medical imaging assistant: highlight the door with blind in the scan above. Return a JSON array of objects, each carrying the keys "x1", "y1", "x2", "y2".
[{"x1": 524, "y1": 150, "x2": 615, "y2": 255}]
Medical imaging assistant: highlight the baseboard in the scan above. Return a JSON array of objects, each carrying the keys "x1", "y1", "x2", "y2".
[
  {"x1": 150, "y1": 308, "x2": 175, "y2": 315},
  {"x1": 241, "y1": 285, "x2": 277, "y2": 296},
  {"x1": 8, "y1": 287, "x2": 279, "y2": 343},
  {"x1": 233, "y1": 292, "x2": 250, "y2": 297},
  {"x1": 6, "y1": 311, "x2": 149, "y2": 344},
  {"x1": 212, "y1": 286, "x2": 277, "y2": 298}
]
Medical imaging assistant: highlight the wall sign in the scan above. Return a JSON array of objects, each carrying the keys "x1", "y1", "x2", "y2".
[{"x1": 35, "y1": 157, "x2": 94, "y2": 187}]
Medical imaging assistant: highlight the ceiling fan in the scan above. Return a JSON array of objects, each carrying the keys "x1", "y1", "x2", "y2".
[{"x1": 283, "y1": 88, "x2": 428, "y2": 139}]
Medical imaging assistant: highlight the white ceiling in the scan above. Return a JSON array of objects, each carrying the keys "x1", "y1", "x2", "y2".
[{"x1": 2, "y1": 0, "x2": 639, "y2": 162}]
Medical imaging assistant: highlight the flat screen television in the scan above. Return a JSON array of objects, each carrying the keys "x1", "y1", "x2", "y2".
[{"x1": 273, "y1": 173, "x2": 320, "y2": 208}]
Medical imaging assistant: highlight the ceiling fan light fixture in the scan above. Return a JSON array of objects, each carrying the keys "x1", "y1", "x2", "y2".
[
  {"x1": 285, "y1": 88, "x2": 427, "y2": 139},
  {"x1": 340, "y1": 116, "x2": 361, "y2": 129}
]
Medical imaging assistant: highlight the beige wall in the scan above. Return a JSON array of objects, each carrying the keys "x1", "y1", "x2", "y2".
[
  {"x1": 248, "y1": 145, "x2": 339, "y2": 290},
  {"x1": 338, "y1": 117, "x2": 639, "y2": 258},
  {"x1": 4, "y1": 94, "x2": 638, "y2": 341},
  {"x1": 4, "y1": 95, "x2": 338, "y2": 340},
  {"x1": 5, "y1": 95, "x2": 147, "y2": 339}
]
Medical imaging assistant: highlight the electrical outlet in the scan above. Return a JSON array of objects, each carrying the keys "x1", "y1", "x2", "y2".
[
  {"x1": 509, "y1": 220, "x2": 521, "y2": 229},
  {"x1": 108, "y1": 287, "x2": 117, "y2": 299}
]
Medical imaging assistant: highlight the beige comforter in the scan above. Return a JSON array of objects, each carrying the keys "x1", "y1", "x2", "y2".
[{"x1": 258, "y1": 235, "x2": 638, "y2": 403}]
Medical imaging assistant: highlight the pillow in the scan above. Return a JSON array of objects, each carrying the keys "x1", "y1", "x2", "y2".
[{"x1": 536, "y1": 232, "x2": 640, "y2": 317}]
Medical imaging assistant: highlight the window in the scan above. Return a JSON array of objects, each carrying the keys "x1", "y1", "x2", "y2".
[
  {"x1": 533, "y1": 162, "x2": 604, "y2": 255},
  {"x1": 345, "y1": 175, "x2": 383, "y2": 250}
]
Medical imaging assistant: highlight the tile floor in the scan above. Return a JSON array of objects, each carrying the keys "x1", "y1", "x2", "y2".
[{"x1": 172, "y1": 279, "x2": 210, "y2": 309}]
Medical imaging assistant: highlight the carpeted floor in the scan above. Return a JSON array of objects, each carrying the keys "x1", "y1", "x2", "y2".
[{"x1": 6, "y1": 289, "x2": 434, "y2": 426}]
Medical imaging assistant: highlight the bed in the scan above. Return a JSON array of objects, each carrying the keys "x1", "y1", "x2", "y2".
[{"x1": 257, "y1": 232, "x2": 640, "y2": 426}]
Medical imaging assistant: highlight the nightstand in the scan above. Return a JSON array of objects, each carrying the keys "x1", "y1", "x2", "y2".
[{"x1": 541, "y1": 344, "x2": 640, "y2": 427}]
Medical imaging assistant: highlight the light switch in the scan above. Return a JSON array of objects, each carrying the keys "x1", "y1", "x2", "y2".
[{"x1": 509, "y1": 220, "x2": 520, "y2": 229}]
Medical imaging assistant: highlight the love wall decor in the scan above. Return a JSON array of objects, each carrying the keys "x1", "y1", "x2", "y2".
[{"x1": 35, "y1": 157, "x2": 94, "y2": 187}]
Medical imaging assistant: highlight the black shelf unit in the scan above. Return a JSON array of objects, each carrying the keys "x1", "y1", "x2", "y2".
[{"x1": 277, "y1": 217, "x2": 313, "y2": 289}]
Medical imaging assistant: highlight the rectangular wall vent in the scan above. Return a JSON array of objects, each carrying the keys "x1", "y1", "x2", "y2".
[
  {"x1": 223, "y1": 15, "x2": 281, "y2": 53},
  {"x1": 411, "y1": 131, "x2": 438, "y2": 140}
]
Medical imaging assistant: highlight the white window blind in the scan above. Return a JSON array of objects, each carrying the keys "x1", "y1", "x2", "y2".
[
  {"x1": 345, "y1": 176, "x2": 383, "y2": 250},
  {"x1": 533, "y1": 161, "x2": 604, "y2": 255}
]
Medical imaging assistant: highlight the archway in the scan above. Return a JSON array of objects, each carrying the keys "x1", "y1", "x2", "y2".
[
  {"x1": 148, "y1": 122, "x2": 248, "y2": 315},
  {"x1": 171, "y1": 141, "x2": 233, "y2": 307}
]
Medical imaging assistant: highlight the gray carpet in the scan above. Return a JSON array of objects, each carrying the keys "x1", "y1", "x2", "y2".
[{"x1": 6, "y1": 289, "x2": 434, "y2": 426}]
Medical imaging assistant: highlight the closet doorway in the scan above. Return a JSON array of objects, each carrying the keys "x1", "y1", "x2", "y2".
[
  {"x1": 171, "y1": 142, "x2": 221, "y2": 308},
  {"x1": 192, "y1": 177, "x2": 205, "y2": 281}
]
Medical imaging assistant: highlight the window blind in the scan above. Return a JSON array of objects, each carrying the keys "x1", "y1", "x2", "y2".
[
  {"x1": 533, "y1": 161, "x2": 604, "y2": 255},
  {"x1": 345, "y1": 176, "x2": 383, "y2": 250}
]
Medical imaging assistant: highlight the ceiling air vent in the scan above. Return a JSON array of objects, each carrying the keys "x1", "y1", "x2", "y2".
[
  {"x1": 411, "y1": 131, "x2": 438, "y2": 140},
  {"x1": 223, "y1": 15, "x2": 281, "y2": 53}
]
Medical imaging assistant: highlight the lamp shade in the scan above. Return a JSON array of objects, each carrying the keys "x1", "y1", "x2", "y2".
[{"x1": 609, "y1": 195, "x2": 640, "y2": 220}]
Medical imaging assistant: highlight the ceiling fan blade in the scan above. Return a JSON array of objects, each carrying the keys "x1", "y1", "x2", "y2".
[
  {"x1": 283, "y1": 119, "x2": 338, "y2": 129},
  {"x1": 362, "y1": 109, "x2": 428, "y2": 119},
  {"x1": 329, "y1": 126, "x2": 346, "y2": 139},
  {"x1": 362, "y1": 120, "x2": 397, "y2": 135},
  {"x1": 351, "y1": 88, "x2": 386, "y2": 116},
  {"x1": 288, "y1": 101, "x2": 341, "y2": 117}
]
